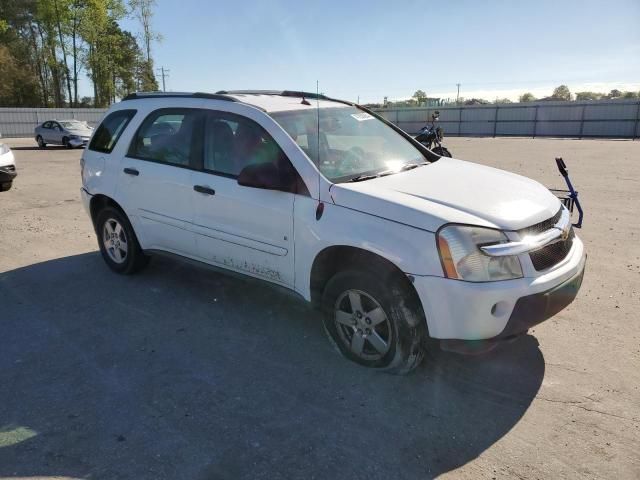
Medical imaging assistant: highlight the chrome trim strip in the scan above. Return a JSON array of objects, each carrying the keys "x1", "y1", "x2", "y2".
[{"x1": 481, "y1": 208, "x2": 571, "y2": 257}]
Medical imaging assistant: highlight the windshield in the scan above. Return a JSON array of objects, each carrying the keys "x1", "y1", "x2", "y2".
[
  {"x1": 271, "y1": 106, "x2": 430, "y2": 182},
  {"x1": 60, "y1": 120, "x2": 88, "y2": 129}
]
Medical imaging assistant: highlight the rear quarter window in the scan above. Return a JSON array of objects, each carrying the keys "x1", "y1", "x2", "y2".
[{"x1": 89, "y1": 109, "x2": 137, "y2": 154}]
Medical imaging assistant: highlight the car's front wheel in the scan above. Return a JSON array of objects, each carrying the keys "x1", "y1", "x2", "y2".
[
  {"x1": 322, "y1": 269, "x2": 426, "y2": 374},
  {"x1": 63, "y1": 137, "x2": 72, "y2": 149},
  {"x1": 96, "y1": 207, "x2": 149, "y2": 274}
]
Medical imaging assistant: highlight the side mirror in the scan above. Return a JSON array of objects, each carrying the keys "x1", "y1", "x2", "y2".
[{"x1": 237, "y1": 162, "x2": 289, "y2": 191}]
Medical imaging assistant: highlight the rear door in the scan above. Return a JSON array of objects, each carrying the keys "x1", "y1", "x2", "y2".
[
  {"x1": 50, "y1": 122, "x2": 64, "y2": 144},
  {"x1": 115, "y1": 108, "x2": 203, "y2": 255},
  {"x1": 189, "y1": 110, "x2": 304, "y2": 287},
  {"x1": 41, "y1": 122, "x2": 53, "y2": 142}
]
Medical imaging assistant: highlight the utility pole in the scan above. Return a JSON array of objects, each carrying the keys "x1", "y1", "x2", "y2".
[
  {"x1": 156, "y1": 66, "x2": 170, "y2": 92},
  {"x1": 456, "y1": 83, "x2": 461, "y2": 104}
]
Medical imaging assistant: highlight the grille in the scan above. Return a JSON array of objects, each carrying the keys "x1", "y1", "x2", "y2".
[
  {"x1": 519, "y1": 208, "x2": 573, "y2": 271},
  {"x1": 518, "y1": 208, "x2": 562, "y2": 237}
]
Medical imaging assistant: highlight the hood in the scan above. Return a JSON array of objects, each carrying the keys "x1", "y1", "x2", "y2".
[
  {"x1": 329, "y1": 157, "x2": 561, "y2": 232},
  {"x1": 67, "y1": 127, "x2": 93, "y2": 136}
]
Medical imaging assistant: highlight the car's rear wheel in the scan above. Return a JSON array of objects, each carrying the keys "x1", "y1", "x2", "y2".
[
  {"x1": 36, "y1": 136, "x2": 46, "y2": 148},
  {"x1": 96, "y1": 207, "x2": 149, "y2": 274},
  {"x1": 321, "y1": 269, "x2": 426, "y2": 374}
]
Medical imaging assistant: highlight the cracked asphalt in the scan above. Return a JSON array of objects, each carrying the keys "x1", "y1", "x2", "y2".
[{"x1": 0, "y1": 137, "x2": 639, "y2": 479}]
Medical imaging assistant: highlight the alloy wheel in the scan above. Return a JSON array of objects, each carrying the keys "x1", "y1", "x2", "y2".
[
  {"x1": 334, "y1": 289, "x2": 392, "y2": 361},
  {"x1": 102, "y1": 218, "x2": 128, "y2": 264}
]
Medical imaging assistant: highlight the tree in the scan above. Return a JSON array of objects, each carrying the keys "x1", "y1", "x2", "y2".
[
  {"x1": 551, "y1": 85, "x2": 572, "y2": 101},
  {"x1": 0, "y1": 44, "x2": 41, "y2": 106},
  {"x1": 519, "y1": 92, "x2": 536, "y2": 102},
  {"x1": 621, "y1": 91, "x2": 639, "y2": 99},
  {"x1": 0, "y1": 0, "x2": 49, "y2": 106},
  {"x1": 464, "y1": 98, "x2": 489, "y2": 105},
  {"x1": 137, "y1": 58, "x2": 159, "y2": 91},
  {"x1": 494, "y1": 98, "x2": 512, "y2": 104},
  {"x1": 607, "y1": 89, "x2": 622, "y2": 98},
  {"x1": 575, "y1": 91, "x2": 603, "y2": 101},
  {"x1": 0, "y1": 0, "x2": 158, "y2": 107},
  {"x1": 412, "y1": 89, "x2": 427, "y2": 104},
  {"x1": 129, "y1": 0, "x2": 161, "y2": 62}
]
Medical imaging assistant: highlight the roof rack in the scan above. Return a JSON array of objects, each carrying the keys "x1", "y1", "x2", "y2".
[
  {"x1": 216, "y1": 90, "x2": 333, "y2": 101},
  {"x1": 121, "y1": 91, "x2": 239, "y2": 103}
]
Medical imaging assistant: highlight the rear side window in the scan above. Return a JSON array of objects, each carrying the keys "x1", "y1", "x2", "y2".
[
  {"x1": 89, "y1": 109, "x2": 136, "y2": 154},
  {"x1": 128, "y1": 108, "x2": 201, "y2": 167}
]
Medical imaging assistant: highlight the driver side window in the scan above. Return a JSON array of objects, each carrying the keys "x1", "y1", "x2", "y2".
[
  {"x1": 203, "y1": 112, "x2": 282, "y2": 177},
  {"x1": 203, "y1": 111, "x2": 309, "y2": 195}
]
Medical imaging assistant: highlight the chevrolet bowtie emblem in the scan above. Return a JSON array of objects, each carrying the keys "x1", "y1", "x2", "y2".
[{"x1": 560, "y1": 225, "x2": 570, "y2": 241}]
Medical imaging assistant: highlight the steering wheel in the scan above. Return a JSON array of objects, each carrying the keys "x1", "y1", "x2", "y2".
[{"x1": 341, "y1": 146, "x2": 367, "y2": 172}]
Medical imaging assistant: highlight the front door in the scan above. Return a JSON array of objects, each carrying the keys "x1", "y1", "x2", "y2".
[
  {"x1": 190, "y1": 111, "x2": 297, "y2": 287},
  {"x1": 115, "y1": 108, "x2": 201, "y2": 255}
]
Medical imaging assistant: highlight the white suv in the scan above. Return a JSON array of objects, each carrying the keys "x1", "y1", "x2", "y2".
[{"x1": 81, "y1": 90, "x2": 586, "y2": 373}]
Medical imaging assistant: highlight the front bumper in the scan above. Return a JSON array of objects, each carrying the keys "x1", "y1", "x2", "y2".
[
  {"x1": 411, "y1": 235, "x2": 586, "y2": 345},
  {"x1": 0, "y1": 165, "x2": 17, "y2": 183},
  {"x1": 80, "y1": 187, "x2": 92, "y2": 216},
  {"x1": 69, "y1": 137, "x2": 89, "y2": 147}
]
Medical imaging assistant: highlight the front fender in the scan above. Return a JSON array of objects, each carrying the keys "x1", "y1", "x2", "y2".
[{"x1": 293, "y1": 196, "x2": 443, "y2": 301}]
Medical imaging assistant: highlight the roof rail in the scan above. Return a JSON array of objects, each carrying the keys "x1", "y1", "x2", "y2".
[
  {"x1": 121, "y1": 91, "x2": 239, "y2": 103},
  {"x1": 216, "y1": 90, "x2": 332, "y2": 101}
]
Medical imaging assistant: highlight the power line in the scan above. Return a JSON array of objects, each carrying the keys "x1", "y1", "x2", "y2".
[{"x1": 156, "y1": 66, "x2": 170, "y2": 92}]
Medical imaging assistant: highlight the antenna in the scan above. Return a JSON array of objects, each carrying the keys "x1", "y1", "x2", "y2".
[{"x1": 316, "y1": 80, "x2": 321, "y2": 204}]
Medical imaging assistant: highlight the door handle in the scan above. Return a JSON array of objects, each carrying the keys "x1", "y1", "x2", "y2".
[
  {"x1": 194, "y1": 185, "x2": 215, "y2": 195},
  {"x1": 123, "y1": 168, "x2": 139, "y2": 176}
]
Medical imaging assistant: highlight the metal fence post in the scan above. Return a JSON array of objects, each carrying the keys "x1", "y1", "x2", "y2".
[
  {"x1": 635, "y1": 101, "x2": 640, "y2": 140},
  {"x1": 579, "y1": 104, "x2": 586, "y2": 139},
  {"x1": 533, "y1": 105, "x2": 539, "y2": 138},
  {"x1": 493, "y1": 105, "x2": 498, "y2": 137}
]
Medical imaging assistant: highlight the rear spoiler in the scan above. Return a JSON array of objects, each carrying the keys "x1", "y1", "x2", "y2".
[{"x1": 550, "y1": 157, "x2": 583, "y2": 228}]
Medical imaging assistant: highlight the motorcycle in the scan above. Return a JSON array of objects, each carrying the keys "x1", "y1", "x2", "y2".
[{"x1": 414, "y1": 111, "x2": 452, "y2": 157}]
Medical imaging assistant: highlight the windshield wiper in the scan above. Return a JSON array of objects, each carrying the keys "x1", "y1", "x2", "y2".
[
  {"x1": 349, "y1": 163, "x2": 429, "y2": 182},
  {"x1": 400, "y1": 162, "x2": 429, "y2": 171},
  {"x1": 349, "y1": 174, "x2": 380, "y2": 182}
]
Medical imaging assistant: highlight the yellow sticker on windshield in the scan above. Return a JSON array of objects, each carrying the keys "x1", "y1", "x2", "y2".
[{"x1": 350, "y1": 112, "x2": 374, "y2": 121}]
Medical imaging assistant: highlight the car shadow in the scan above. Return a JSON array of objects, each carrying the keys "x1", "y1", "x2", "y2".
[
  {"x1": 10, "y1": 145, "x2": 79, "y2": 151},
  {"x1": 0, "y1": 253, "x2": 545, "y2": 480}
]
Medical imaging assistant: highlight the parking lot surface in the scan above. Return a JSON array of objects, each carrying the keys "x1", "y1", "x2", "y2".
[{"x1": 1, "y1": 137, "x2": 639, "y2": 479}]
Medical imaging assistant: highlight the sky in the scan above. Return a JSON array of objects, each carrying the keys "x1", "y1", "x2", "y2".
[{"x1": 85, "y1": 0, "x2": 640, "y2": 102}]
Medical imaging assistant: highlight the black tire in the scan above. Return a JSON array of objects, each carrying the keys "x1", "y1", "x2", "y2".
[
  {"x1": 432, "y1": 146, "x2": 452, "y2": 157},
  {"x1": 0, "y1": 182, "x2": 12, "y2": 192},
  {"x1": 95, "y1": 206, "x2": 149, "y2": 274},
  {"x1": 321, "y1": 269, "x2": 426, "y2": 374},
  {"x1": 36, "y1": 136, "x2": 46, "y2": 148},
  {"x1": 63, "y1": 136, "x2": 72, "y2": 149}
]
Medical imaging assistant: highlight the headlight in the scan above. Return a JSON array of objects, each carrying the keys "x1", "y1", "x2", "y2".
[
  {"x1": 437, "y1": 225, "x2": 523, "y2": 282},
  {"x1": 0, "y1": 143, "x2": 10, "y2": 155}
]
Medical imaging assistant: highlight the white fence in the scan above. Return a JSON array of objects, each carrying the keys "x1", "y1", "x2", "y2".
[
  {"x1": 0, "y1": 108, "x2": 108, "y2": 138},
  {"x1": 373, "y1": 99, "x2": 640, "y2": 138},
  {"x1": 1, "y1": 99, "x2": 639, "y2": 139}
]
